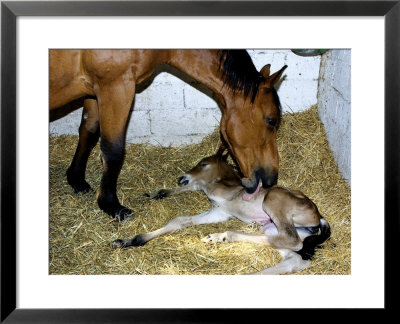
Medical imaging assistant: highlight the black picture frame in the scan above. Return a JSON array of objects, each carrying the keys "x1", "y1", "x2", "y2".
[{"x1": 1, "y1": 0, "x2": 399, "y2": 322}]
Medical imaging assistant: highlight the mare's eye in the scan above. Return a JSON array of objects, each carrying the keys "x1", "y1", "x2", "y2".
[
  {"x1": 266, "y1": 117, "x2": 278, "y2": 127},
  {"x1": 200, "y1": 163, "x2": 209, "y2": 167}
]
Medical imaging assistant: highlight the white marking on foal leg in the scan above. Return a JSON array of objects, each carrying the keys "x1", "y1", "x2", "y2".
[
  {"x1": 202, "y1": 231, "x2": 271, "y2": 245},
  {"x1": 251, "y1": 250, "x2": 311, "y2": 275},
  {"x1": 202, "y1": 232, "x2": 229, "y2": 243}
]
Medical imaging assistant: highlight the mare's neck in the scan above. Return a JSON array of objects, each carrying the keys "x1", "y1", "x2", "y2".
[{"x1": 168, "y1": 50, "x2": 229, "y2": 109}]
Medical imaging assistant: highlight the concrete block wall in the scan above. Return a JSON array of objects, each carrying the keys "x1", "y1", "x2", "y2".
[
  {"x1": 50, "y1": 50, "x2": 321, "y2": 145},
  {"x1": 317, "y1": 50, "x2": 351, "y2": 184}
]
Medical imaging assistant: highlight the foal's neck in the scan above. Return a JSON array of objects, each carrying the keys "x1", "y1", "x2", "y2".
[{"x1": 202, "y1": 175, "x2": 243, "y2": 203}]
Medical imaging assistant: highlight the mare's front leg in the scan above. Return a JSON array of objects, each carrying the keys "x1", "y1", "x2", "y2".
[
  {"x1": 95, "y1": 75, "x2": 136, "y2": 221},
  {"x1": 112, "y1": 209, "x2": 232, "y2": 248},
  {"x1": 67, "y1": 97, "x2": 100, "y2": 193}
]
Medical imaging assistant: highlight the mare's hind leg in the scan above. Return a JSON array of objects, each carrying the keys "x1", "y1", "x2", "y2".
[
  {"x1": 95, "y1": 76, "x2": 136, "y2": 221},
  {"x1": 67, "y1": 97, "x2": 100, "y2": 193}
]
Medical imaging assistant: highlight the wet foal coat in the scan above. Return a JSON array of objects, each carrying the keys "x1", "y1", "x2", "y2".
[
  {"x1": 50, "y1": 50, "x2": 287, "y2": 220},
  {"x1": 112, "y1": 151, "x2": 331, "y2": 275}
]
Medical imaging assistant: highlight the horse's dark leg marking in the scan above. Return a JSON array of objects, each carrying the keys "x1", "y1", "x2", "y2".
[
  {"x1": 111, "y1": 235, "x2": 147, "y2": 249},
  {"x1": 67, "y1": 98, "x2": 99, "y2": 193},
  {"x1": 112, "y1": 210, "x2": 233, "y2": 248},
  {"x1": 95, "y1": 76, "x2": 136, "y2": 221},
  {"x1": 144, "y1": 189, "x2": 171, "y2": 200},
  {"x1": 97, "y1": 136, "x2": 133, "y2": 220}
]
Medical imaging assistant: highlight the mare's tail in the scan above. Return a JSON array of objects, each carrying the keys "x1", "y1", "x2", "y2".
[{"x1": 296, "y1": 218, "x2": 331, "y2": 260}]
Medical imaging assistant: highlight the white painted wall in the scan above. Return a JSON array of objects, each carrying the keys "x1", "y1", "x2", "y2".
[
  {"x1": 50, "y1": 50, "x2": 321, "y2": 145},
  {"x1": 317, "y1": 50, "x2": 351, "y2": 184}
]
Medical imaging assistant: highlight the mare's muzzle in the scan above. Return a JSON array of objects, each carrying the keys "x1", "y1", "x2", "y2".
[{"x1": 242, "y1": 168, "x2": 278, "y2": 193}]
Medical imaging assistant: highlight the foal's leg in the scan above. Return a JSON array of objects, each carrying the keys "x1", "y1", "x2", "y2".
[
  {"x1": 203, "y1": 225, "x2": 303, "y2": 251},
  {"x1": 202, "y1": 231, "x2": 271, "y2": 245},
  {"x1": 145, "y1": 186, "x2": 196, "y2": 200},
  {"x1": 254, "y1": 249, "x2": 311, "y2": 275},
  {"x1": 202, "y1": 232, "x2": 311, "y2": 275},
  {"x1": 95, "y1": 75, "x2": 136, "y2": 221},
  {"x1": 67, "y1": 97, "x2": 100, "y2": 193},
  {"x1": 112, "y1": 209, "x2": 232, "y2": 248}
]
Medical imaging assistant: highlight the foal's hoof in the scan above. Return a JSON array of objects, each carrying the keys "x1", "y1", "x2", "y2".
[
  {"x1": 144, "y1": 189, "x2": 169, "y2": 200},
  {"x1": 111, "y1": 235, "x2": 147, "y2": 249},
  {"x1": 111, "y1": 239, "x2": 125, "y2": 249}
]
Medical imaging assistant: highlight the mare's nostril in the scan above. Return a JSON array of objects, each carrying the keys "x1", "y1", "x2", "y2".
[
  {"x1": 257, "y1": 168, "x2": 278, "y2": 188},
  {"x1": 178, "y1": 176, "x2": 189, "y2": 186}
]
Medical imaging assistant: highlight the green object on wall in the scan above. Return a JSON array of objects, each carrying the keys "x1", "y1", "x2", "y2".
[{"x1": 291, "y1": 49, "x2": 329, "y2": 56}]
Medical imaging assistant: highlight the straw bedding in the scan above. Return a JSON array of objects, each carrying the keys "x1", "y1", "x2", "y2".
[{"x1": 49, "y1": 106, "x2": 351, "y2": 275}]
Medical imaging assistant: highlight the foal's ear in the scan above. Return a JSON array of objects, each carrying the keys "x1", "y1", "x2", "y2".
[
  {"x1": 216, "y1": 146, "x2": 227, "y2": 159},
  {"x1": 263, "y1": 65, "x2": 288, "y2": 88}
]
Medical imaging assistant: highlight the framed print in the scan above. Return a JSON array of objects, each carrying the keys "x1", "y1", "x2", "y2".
[{"x1": 1, "y1": 0, "x2": 399, "y2": 322}]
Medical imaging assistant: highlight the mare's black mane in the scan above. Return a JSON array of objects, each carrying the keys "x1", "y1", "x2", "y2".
[
  {"x1": 219, "y1": 50, "x2": 262, "y2": 103},
  {"x1": 219, "y1": 50, "x2": 281, "y2": 112}
]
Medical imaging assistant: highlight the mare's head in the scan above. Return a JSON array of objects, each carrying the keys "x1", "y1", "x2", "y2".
[
  {"x1": 218, "y1": 50, "x2": 287, "y2": 194},
  {"x1": 178, "y1": 148, "x2": 241, "y2": 189}
]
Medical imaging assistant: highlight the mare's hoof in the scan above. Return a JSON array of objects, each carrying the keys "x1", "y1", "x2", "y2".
[
  {"x1": 100, "y1": 205, "x2": 134, "y2": 222},
  {"x1": 69, "y1": 180, "x2": 92, "y2": 194},
  {"x1": 115, "y1": 207, "x2": 134, "y2": 223},
  {"x1": 97, "y1": 192, "x2": 133, "y2": 222},
  {"x1": 67, "y1": 169, "x2": 92, "y2": 194}
]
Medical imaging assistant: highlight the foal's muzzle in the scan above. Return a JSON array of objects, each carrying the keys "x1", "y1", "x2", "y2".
[{"x1": 178, "y1": 175, "x2": 190, "y2": 186}]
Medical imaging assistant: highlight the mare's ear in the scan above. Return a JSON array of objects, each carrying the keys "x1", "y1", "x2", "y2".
[
  {"x1": 260, "y1": 64, "x2": 271, "y2": 78},
  {"x1": 263, "y1": 65, "x2": 288, "y2": 88}
]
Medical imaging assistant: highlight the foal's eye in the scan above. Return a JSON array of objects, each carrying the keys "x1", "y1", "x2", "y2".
[
  {"x1": 200, "y1": 163, "x2": 209, "y2": 167},
  {"x1": 266, "y1": 118, "x2": 278, "y2": 128}
]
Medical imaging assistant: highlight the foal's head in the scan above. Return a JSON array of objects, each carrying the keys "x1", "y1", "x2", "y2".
[{"x1": 178, "y1": 149, "x2": 241, "y2": 190}]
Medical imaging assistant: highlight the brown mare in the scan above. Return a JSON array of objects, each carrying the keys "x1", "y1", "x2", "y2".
[
  {"x1": 50, "y1": 50, "x2": 287, "y2": 220},
  {"x1": 113, "y1": 148, "x2": 331, "y2": 275}
]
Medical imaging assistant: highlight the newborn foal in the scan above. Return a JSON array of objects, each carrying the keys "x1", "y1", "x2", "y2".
[{"x1": 112, "y1": 149, "x2": 330, "y2": 275}]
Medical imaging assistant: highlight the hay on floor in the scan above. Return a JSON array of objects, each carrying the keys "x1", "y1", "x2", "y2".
[{"x1": 49, "y1": 106, "x2": 350, "y2": 275}]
